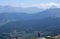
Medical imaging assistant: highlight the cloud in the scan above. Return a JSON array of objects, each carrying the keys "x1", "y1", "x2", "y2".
[
  {"x1": 13, "y1": 2, "x2": 60, "y2": 8},
  {"x1": 2, "y1": 2, "x2": 60, "y2": 9},
  {"x1": 32, "y1": 2, "x2": 60, "y2": 8},
  {"x1": 9, "y1": 3, "x2": 25, "y2": 7}
]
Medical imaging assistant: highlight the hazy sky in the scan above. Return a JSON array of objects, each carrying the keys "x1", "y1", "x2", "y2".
[{"x1": 0, "y1": 0, "x2": 60, "y2": 8}]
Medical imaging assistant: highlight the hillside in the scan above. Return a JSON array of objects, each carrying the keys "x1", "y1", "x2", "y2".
[
  {"x1": 0, "y1": 8, "x2": 60, "y2": 35},
  {"x1": 0, "y1": 17, "x2": 60, "y2": 35}
]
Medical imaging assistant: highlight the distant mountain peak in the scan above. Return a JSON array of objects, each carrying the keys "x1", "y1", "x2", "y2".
[{"x1": 49, "y1": 5, "x2": 60, "y2": 9}]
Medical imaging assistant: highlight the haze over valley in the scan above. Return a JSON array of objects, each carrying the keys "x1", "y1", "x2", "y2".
[
  {"x1": 0, "y1": 6, "x2": 60, "y2": 36},
  {"x1": 0, "y1": 0, "x2": 60, "y2": 39}
]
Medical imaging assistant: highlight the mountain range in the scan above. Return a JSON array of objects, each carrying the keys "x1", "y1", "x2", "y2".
[
  {"x1": 0, "y1": 5, "x2": 44, "y2": 13},
  {"x1": 0, "y1": 7, "x2": 60, "y2": 36}
]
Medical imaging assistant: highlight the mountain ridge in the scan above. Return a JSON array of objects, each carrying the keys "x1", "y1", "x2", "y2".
[{"x1": 0, "y1": 8, "x2": 60, "y2": 35}]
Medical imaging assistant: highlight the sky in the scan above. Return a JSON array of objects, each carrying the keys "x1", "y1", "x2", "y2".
[{"x1": 0, "y1": 0, "x2": 60, "y2": 8}]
